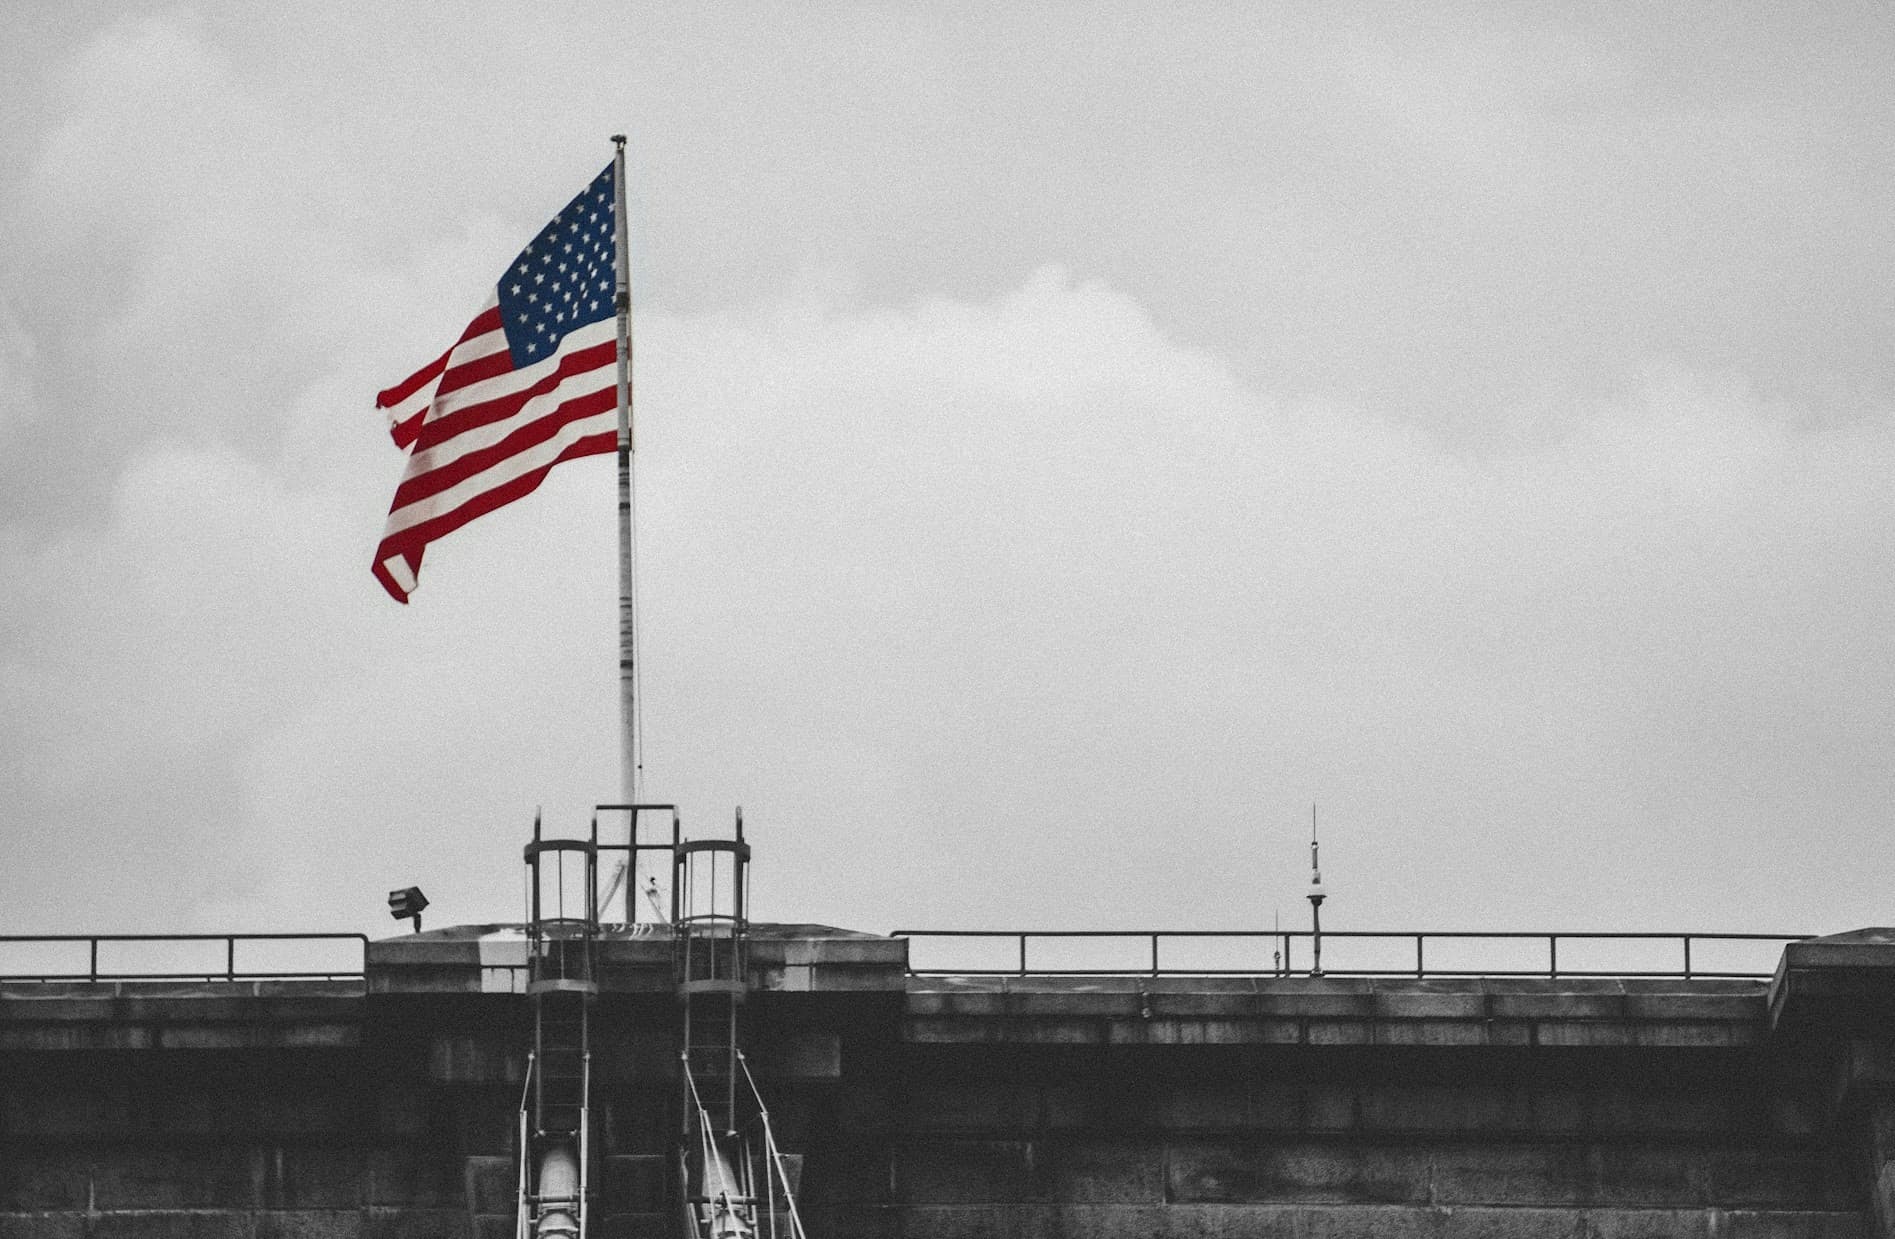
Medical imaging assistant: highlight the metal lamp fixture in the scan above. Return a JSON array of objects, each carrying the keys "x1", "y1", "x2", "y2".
[{"x1": 388, "y1": 886, "x2": 429, "y2": 933}]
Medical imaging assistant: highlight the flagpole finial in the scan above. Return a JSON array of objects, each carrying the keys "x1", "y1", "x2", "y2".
[{"x1": 611, "y1": 133, "x2": 626, "y2": 147}]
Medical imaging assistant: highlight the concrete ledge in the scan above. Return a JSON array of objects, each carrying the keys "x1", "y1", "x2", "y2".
[
  {"x1": 882, "y1": 1203, "x2": 1866, "y2": 1239},
  {"x1": 0, "y1": 983, "x2": 365, "y2": 1054},
  {"x1": 13, "y1": 936, "x2": 1796, "y2": 1055},
  {"x1": 903, "y1": 975, "x2": 1771, "y2": 1048},
  {"x1": 1770, "y1": 929, "x2": 1895, "y2": 1037},
  {"x1": 0, "y1": 1216, "x2": 85, "y2": 1239},
  {"x1": 367, "y1": 923, "x2": 907, "y2": 995}
]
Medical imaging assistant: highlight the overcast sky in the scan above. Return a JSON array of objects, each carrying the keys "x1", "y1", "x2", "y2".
[{"x1": 2, "y1": 4, "x2": 1891, "y2": 959}]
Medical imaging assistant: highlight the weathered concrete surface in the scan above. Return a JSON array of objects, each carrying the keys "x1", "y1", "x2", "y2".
[
  {"x1": 365, "y1": 922, "x2": 907, "y2": 997},
  {"x1": 0, "y1": 981, "x2": 363, "y2": 1053},
  {"x1": 2, "y1": 927, "x2": 1892, "y2": 1237},
  {"x1": 907, "y1": 974, "x2": 1771, "y2": 1049}
]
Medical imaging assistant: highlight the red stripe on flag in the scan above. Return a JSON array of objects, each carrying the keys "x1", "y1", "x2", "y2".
[
  {"x1": 389, "y1": 413, "x2": 423, "y2": 452},
  {"x1": 420, "y1": 338, "x2": 617, "y2": 452},
  {"x1": 391, "y1": 384, "x2": 616, "y2": 511},
  {"x1": 435, "y1": 344, "x2": 522, "y2": 400},
  {"x1": 376, "y1": 346, "x2": 449, "y2": 412},
  {"x1": 373, "y1": 427, "x2": 618, "y2": 599},
  {"x1": 375, "y1": 307, "x2": 503, "y2": 409}
]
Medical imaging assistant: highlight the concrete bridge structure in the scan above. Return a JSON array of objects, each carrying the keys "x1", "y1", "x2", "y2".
[{"x1": 4, "y1": 926, "x2": 1895, "y2": 1238}]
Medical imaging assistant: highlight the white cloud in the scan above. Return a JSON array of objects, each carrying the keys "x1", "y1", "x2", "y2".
[{"x1": 620, "y1": 275, "x2": 1895, "y2": 935}]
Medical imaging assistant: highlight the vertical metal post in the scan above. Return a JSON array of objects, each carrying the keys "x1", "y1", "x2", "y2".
[
  {"x1": 670, "y1": 813, "x2": 682, "y2": 927},
  {"x1": 632, "y1": 807, "x2": 648, "y2": 932},
  {"x1": 735, "y1": 808, "x2": 747, "y2": 931},
  {"x1": 1549, "y1": 935, "x2": 1559, "y2": 979},
  {"x1": 1415, "y1": 935, "x2": 1424, "y2": 978},
  {"x1": 515, "y1": 1066, "x2": 532, "y2": 1239},
  {"x1": 579, "y1": 1040, "x2": 591, "y2": 1239},
  {"x1": 1307, "y1": 806, "x2": 1326, "y2": 977},
  {"x1": 611, "y1": 134, "x2": 638, "y2": 809},
  {"x1": 1150, "y1": 934, "x2": 1160, "y2": 977},
  {"x1": 725, "y1": 997, "x2": 739, "y2": 1135},
  {"x1": 1018, "y1": 935, "x2": 1028, "y2": 976}
]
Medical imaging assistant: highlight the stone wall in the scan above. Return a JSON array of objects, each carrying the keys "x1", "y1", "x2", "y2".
[
  {"x1": 801, "y1": 1041, "x2": 1860, "y2": 1238},
  {"x1": 2, "y1": 928, "x2": 1891, "y2": 1238}
]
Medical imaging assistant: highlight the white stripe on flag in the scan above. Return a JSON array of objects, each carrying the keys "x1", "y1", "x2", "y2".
[
  {"x1": 403, "y1": 319, "x2": 614, "y2": 473},
  {"x1": 381, "y1": 553, "x2": 417, "y2": 596},
  {"x1": 381, "y1": 397, "x2": 618, "y2": 539}
]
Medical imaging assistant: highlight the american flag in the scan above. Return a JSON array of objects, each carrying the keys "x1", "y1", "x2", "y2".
[{"x1": 372, "y1": 164, "x2": 620, "y2": 603}]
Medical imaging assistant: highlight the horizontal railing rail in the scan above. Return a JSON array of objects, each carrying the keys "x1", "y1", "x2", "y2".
[
  {"x1": 891, "y1": 930, "x2": 1809, "y2": 980},
  {"x1": 0, "y1": 933, "x2": 370, "y2": 983}
]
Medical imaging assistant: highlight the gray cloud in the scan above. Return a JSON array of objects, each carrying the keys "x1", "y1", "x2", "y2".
[{"x1": 0, "y1": 6, "x2": 1890, "y2": 944}]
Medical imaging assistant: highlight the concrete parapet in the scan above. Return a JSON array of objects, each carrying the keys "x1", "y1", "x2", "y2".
[
  {"x1": 6, "y1": 926, "x2": 1895, "y2": 1236},
  {"x1": 1770, "y1": 929, "x2": 1895, "y2": 1035},
  {"x1": 367, "y1": 922, "x2": 907, "y2": 995},
  {"x1": 874, "y1": 1203, "x2": 1867, "y2": 1239},
  {"x1": 903, "y1": 974, "x2": 1771, "y2": 1049},
  {"x1": 0, "y1": 983, "x2": 363, "y2": 1054}
]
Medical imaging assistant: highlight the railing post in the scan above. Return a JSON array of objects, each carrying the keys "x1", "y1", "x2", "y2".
[
  {"x1": 226, "y1": 938, "x2": 236, "y2": 981},
  {"x1": 1549, "y1": 935, "x2": 1558, "y2": 979},
  {"x1": 89, "y1": 938, "x2": 98, "y2": 982},
  {"x1": 1150, "y1": 934, "x2": 1160, "y2": 977},
  {"x1": 1415, "y1": 935, "x2": 1425, "y2": 978},
  {"x1": 1683, "y1": 936, "x2": 1693, "y2": 980},
  {"x1": 1018, "y1": 935, "x2": 1027, "y2": 976}
]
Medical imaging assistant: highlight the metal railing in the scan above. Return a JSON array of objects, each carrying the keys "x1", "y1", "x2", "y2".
[
  {"x1": 892, "y1": 930, "x2": 1808, "y2": 980},
  {"x1": 0, "y1": 933, "x2": 370, "y2": 983}
]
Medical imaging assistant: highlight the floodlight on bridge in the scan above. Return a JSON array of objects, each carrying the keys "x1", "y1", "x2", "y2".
[{"x1": 387, "y1": 886, "x2": 429, "y2": 933}]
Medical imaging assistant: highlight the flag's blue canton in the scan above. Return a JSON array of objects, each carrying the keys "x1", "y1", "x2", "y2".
[{"x1": 496, "y1": 163, "x2": 616, "y2": 369}]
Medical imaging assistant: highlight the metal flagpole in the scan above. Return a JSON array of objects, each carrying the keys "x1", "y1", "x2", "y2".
[{"x1": 611, "y1": 135, "x2": 638, "y2": 807}]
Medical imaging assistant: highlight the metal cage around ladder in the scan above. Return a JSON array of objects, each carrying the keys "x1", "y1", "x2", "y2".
[
  {"x1": 513, "y1": 805, "x2": 808, "y2": 1239},
  {"x1": 517, "y1": 817, "x2": 599, "y2": 1239},
  {"x1": 673, "y1": 811, "x2": 806, "y2": 1239}
]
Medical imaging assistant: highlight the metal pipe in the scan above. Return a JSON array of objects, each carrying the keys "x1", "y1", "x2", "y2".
[
  {"x1": 578, "y1": 1101, "x2": 590, "y2": 1239},
  {"x1": 515, "y1": 1082, "x2": 531, "y2": 1239},
  {"x1": 706, "y1": 1138, "x2": 752, "y2": 1239},
  {"x1": 534, "y1": 1142, "x2": 580, "y2": 1239}
]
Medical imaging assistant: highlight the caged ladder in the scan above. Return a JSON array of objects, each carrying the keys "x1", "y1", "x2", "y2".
[
  {"x1": 673, "y1": 811, "x2": 807, "y2": 1239},
  {"x1": 517, "y1": 816, "x2": 599, "y2": 1239}
]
